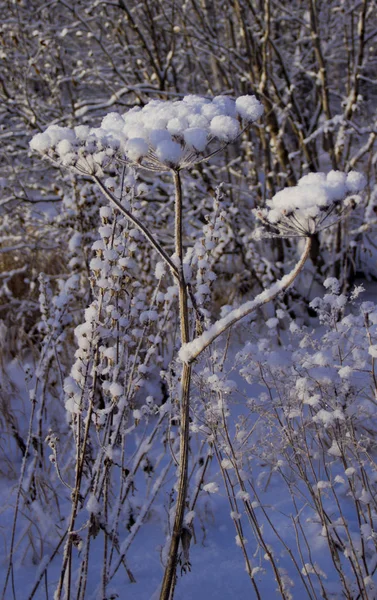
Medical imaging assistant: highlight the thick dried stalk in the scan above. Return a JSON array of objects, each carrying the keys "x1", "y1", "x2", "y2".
[{"x1": 159, "y1": 170, "x2": 192, "y2": 600}]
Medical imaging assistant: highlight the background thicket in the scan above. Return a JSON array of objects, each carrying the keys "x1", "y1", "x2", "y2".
[{"x1": 1, "y1": 1, "x2": 377, "y2": 599}]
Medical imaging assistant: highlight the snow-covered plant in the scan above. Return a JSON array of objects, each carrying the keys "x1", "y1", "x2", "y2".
[{"x1": 25, "y1": 91, "x2": 367, "y2": 600}]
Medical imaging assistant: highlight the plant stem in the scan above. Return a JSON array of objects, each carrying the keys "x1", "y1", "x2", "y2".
[
  {"x1": 159, "y1": 170, "x2": 192, "y2": 600},
  {"x1": 180, "y1": 236, "x2": 312, "y2": 364}
]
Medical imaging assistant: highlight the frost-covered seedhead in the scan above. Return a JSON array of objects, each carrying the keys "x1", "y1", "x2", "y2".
[
  {"x1": 255, "y1": 171, "x2": 366, "y2": 238},
  {"x1": 30, "y1": 95, "x2": 263, "y2": 174}
]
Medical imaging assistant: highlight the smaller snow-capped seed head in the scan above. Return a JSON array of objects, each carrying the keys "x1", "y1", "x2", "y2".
[{"x1": 255, "y1": 170, "x2": 365, "y2": 238}]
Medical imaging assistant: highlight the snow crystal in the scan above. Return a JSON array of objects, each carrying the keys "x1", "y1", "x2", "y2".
[
  {"x1": 289, "y1": 321, "x2": 300, "y2": 333},
  {"x1": 338, "y1": 365, "x2": 353, "y2": 378},
  {"x1": 100, "y1": 206, "x2": 112, "y2": 219},
  {"x1": 359, "y1": 489, "x2": 372, "y2": 504},
  {"x1": 327, "y1": 441, "x2": 342, "y2": 457},
  {"x1": 323, "y1": 277, "x2": 340, "y2": 293},
  {"x1": 184, "y1": 510, "x2": 195, "y2": 525},
  {"x1": 334, "y1": 475, "x2": 345, "y2": 484},
  {"x1": 266, "y1": 317, "x2": 279, "y2": 329},
  {"x1": 86, "y1": 494, "x2": 100, "y2": 514},
  {"x1": 140, "y1": 310, "x2": 158, "y2": 324},
  {"x1": 236, "y1": 490, "x2": 250, "y2": 501},
  {"x1": 235, "y1": 535, "x2": 247, "y2": 547},
  {"x1": 68, "y1": 231, "x2": 82, "y2": 251},
  {"x1": 345, "y1": 467, "x2": 356, "y2": 477},
  {"x1": 230, "y1": 511, "x2": 241, "y2": 520},
  {"x1": 137, "y1": 182, "x2": 148, "y2": 196},
  {"x1": 317, "y1": 480, "x2": 331, "y2": 490},
  {"x1": 155, "y1": 261, "x2": 166, "y2": 279},
  {"x1": 313, "y1": 409, "x2": 335, "y2": 426}
]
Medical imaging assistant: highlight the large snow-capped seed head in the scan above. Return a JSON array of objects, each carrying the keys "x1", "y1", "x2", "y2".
[
  {"x1": 101, "y1": 112, "x2": 125, "y2": 132},
  {"x1": 74, "y1": 125, "x2": 90, "y2": 141},
  {"x1": 201, "y1": 103, "x2": 223, "y2": 120},
  {"x1": 212, "y1": 95, "x2": 237, "y2": 117},
  {"x1": 187, "y1": 113, "x2": 209, "y2": 129},
  {"x1": 30, "y1": 94, "x2": 263, "y2": 171},
  {"x1": 56, "y1": 139, "x2": 73, "y2": 157},
  {"x1": 167, "y1": 117, "x2": 189, "y2": 136},
  {"x1": 148, "y1": 129, "x2": 172, "y2": 147}
]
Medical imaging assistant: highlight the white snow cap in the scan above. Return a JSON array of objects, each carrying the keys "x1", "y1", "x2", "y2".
[
  {"x1": 236, "y1": 95, "x2": 264, "y2": 122},
  {"x1": 30, "y1": 94, "x2": 263, "y2": 171}
]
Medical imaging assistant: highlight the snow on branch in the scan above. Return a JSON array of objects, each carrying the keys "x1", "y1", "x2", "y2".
[{"x1": 179, "y1": 236, "x2": 312, "y2": 363}]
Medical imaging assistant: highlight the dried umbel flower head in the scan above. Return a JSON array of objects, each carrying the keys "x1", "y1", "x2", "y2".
[
  {"x1": 255, "y1": 171, "x2": 366, "y2": 238},
  {"x1": 30, "y1": 95, "x2": 263, "y2": 175}
]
